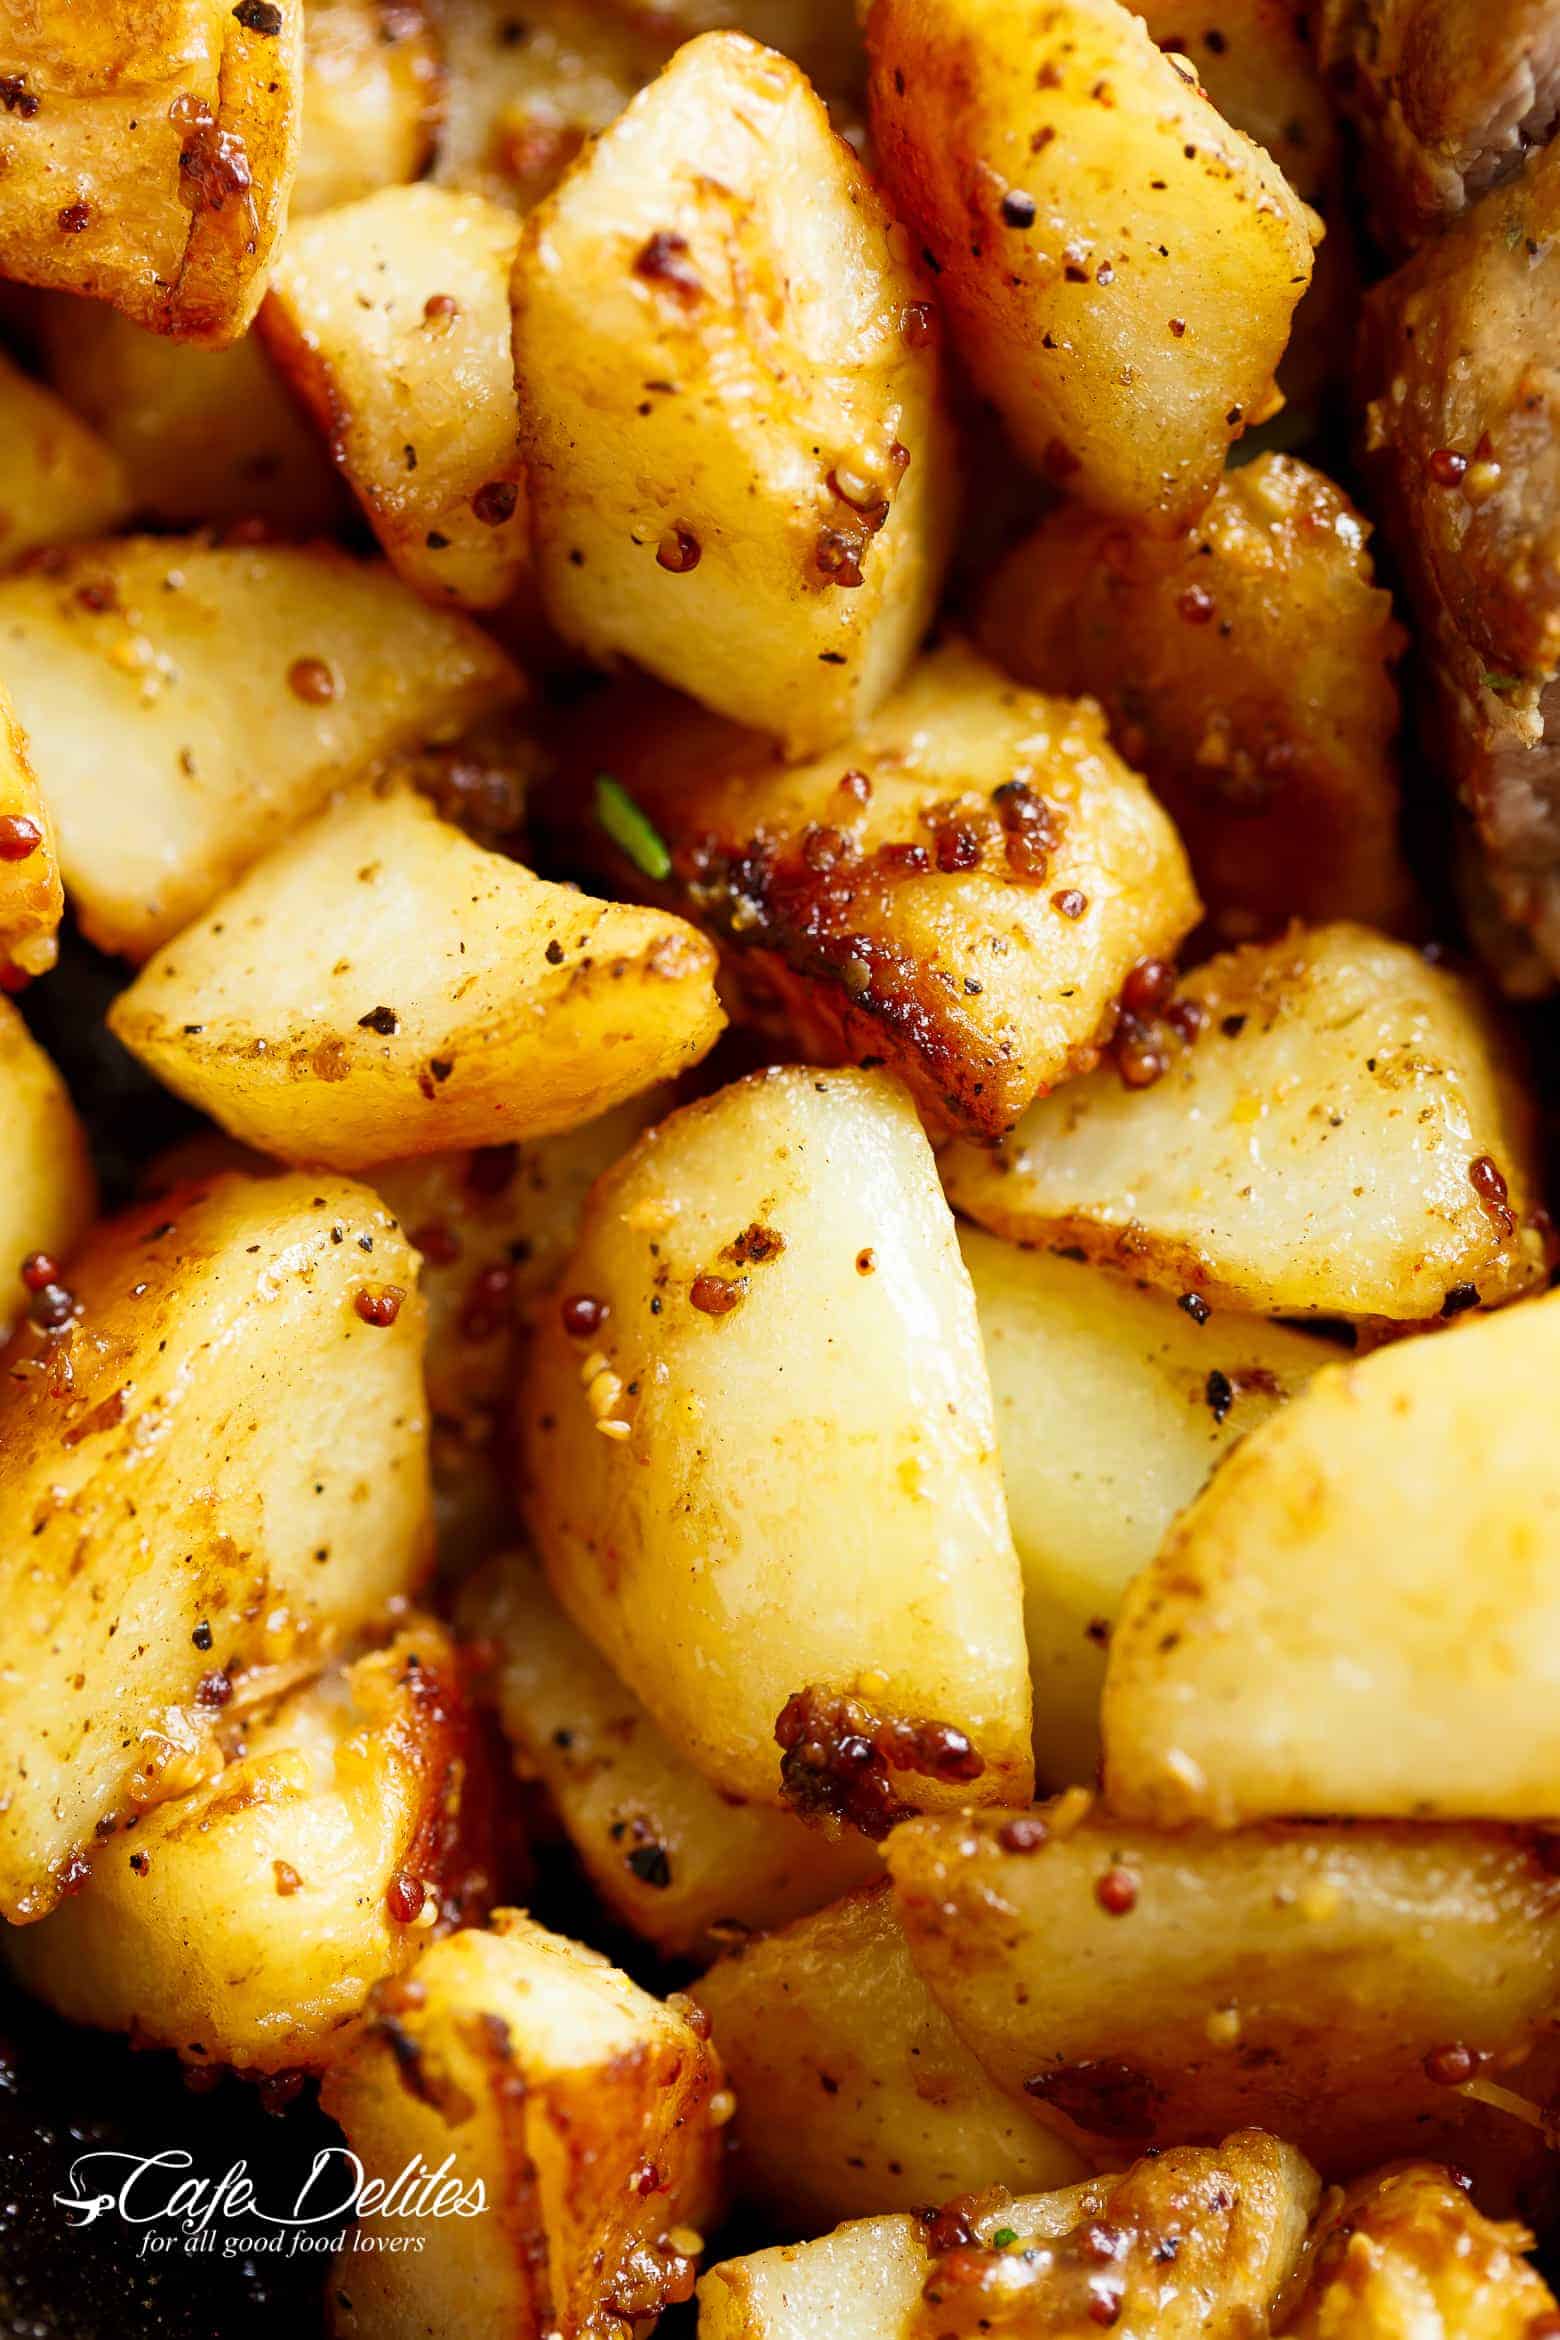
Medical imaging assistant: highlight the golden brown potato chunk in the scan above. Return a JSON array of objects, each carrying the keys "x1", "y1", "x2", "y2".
[
  {"x1": 465, "y1": 1553, "x2": 877, "y2": 1961},
  {"x1": 0, "y1": 998, "x2": 95, "y2": 1340},
  {"x1": 977, "y1": 458, "x2": 1413, "y2": 935},
  {"x1": 513, "y1": 30, "x2": 955, "y2": 755},
  {"x1": 1104, "y1": 1287, "x2": 1560, "y2": 1829},
  {"x1": 0, "y1": 0, "x2": 302, "y2": 343},
  {"x1": 35, "y1": 302, "x2": 346, "y2": 532},
  {"x1": 109, "y1": 780, "x2": 724, "y2": 1170},
  {"x1": 691, "y1": 1882, "x2": 1088, "y2": 2225},
  {"x1": 553, "y1": 641, "x2": 1198, "y2": 1138},
  {"x1": 6, "y1": 1621, "x2": 491, "y2": 2071},
  {"x1": 372, "y1": 1097, "x2": 668, "y2": 1559},
  {"x1": 963, "y1": 1230, "x2": 1325, "y2": 1788},
  {"x1": 0, "y1": 1171, "x2": 430, "y2": 1922},
  {"x1": 434, "y1": 0, "x2": 669, "y2": 211},
  {"x1": 864, "y1": 0, "x2": 1316, "y2": 528},
  {"x1": 0, "y1": 679, "x2": 62, "y2": 978},
  {"x1": 0, "y1": 537, "x2": 521, "y2": 958},
  {"x1": 521, "y1": 1065, "x2": 1034, "y2": 1816},
  {"x1": 943, "y1": 923, "x2": 1546, "y2": 1321},
  {"x1": 262, "y1": 185, "x2": 529, "y2": 610},
  {"x1": 323, "y1": 1912, "x2": 727, "y2": 2339},
  {"x1": 885, "y1": 1802, "x2": 1560, "y2": 2180},
  {"x1": 700, "y1": 2132, "x2": 1318, "y2": 2340},
  {"x1": 1288, "y1": 2163, "x2": 1560, "y2": 2336},
  {"x1": 1315, "y1": 0, "x2": 1559, "y2": 251},
  {"x1": 296, "y1": 0, "x2": 439, "y2": 216},
  {"x1": 0, "y1": 347, "x2": 131, "y2": 567}
]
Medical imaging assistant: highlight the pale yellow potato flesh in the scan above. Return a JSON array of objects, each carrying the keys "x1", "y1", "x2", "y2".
[
  {"x1": 0, "y1": 998, "x2": 95, "y2": 1339},
  {"x1": 943, "y1": 922, "x2": 1546, "y2": 1321},
  {"x1": 1287, "y1": 2164, "x2": 1560, "y2": 2337},
  {"x1": 514, "y1": 30, "x2": 955, "y2": 755},
  {"x1": 557, "y1": 639, "x2": 1201, "y2": 1138},
  {"x1": 262, "y1": 185, "x2": 529, "y2": 610},
  {"x1": 0, "y1": 347, "x2": 131, "y2": 566},
  {"x1": 109, "y1": 781, "x2": 725, "y2": 1170},
  {"x1": 885, "y1": 1803, "x2": 1560, "y2": 2181},
  {"x1": 6, "y1": 1621, "x2": 486, "y2": 2070},
  {"x1": 323, "y1": 1912, "x2": 727, "y2": 2339},
  {"x1": 465, "y1": 1554, "x2": 879, "y2": 1963},
  {"x1": 35, "y1": 300, "x2": 346, "y2": 532},
  {"x1": 961, "y1": 1230, "x2": 1327, "y2": 1787},
  {"x1": 0, "y1": 678, "x2": 62, "y2": 977},
  {"x1": 699, "y1": 2133, "x2": 1318, "y2": 2340},
  {"x1": 0, "y1": 0, "x2": 302, "y2": 343},
  {"x1": 295, "y1": 0, "x2": 439, "y2": 217},
  {"x1": 691, "y1": 1882, "x2": 1088, "y2": 2225},
  {"x1": 0, "y1": 1171, "x2": 430, "y2": 1922},
  {"x1": 864, "y1": 0, "x2": 1316, "y2": 529},
  {"x1": 371, "y1": 1095, "x2": 668, "y2": 1560},
  {"x1": 1104, "y1": 1287, "x2": 1560, "y2": 1827},
  {"x1": 0, "y1": 537, "x2": 521, "y2": 958},
  {"x1": 521, "y1": 1064, "x2": 1034, "y2": 1811},
  {"x1": 433, "y1": 0, "x2": 672, "y2": 211}
]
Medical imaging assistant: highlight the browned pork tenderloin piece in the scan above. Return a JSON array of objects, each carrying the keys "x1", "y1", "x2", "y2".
[
  {"x1": 1359, "y1": 140, "x2": 1560, "y2": 985},
  {"x1": 1317, "y1": 0, "x2": 1560, "y2": 251}
]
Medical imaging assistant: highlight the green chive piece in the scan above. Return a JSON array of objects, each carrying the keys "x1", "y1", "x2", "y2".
[
  {"x1": 596, "y1": 774, "x2": 671, "y2": 881},
  {"x1": 990, "y1": 2228, "x2": 1019, "y2": 2250},
  {"x1": 1481, "y1": 669, "x2": 1523, "y2": 700}
]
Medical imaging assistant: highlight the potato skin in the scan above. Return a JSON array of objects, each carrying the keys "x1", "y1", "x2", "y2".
[
  {"x1": 110, "y1": 782, "x2": 725, "y2": 1170},
  {"x1": 0, "y1": 0, "x2": 303, "y2": 344},
  {"x1": 6, "y1": 1621, "x2": 492, "y2": 2071},
  {"x1": 1103, "y1": 1287, "x2": 1560, "y2": 1829},
  {"x1": 549, "y1": 641, "x2": 1199, "y2": 1139},
  {"x1": 0, "y1": 1171, "x2": 431, "y2": 1922},
  {"x1": 885, "y1": 1802, "x2": 1560, "y2": 2185},
  {"x1": 865, "y1": 0, "x2": 1315, "y2": 528},
  {"x1": 323, "y1": 1912, "x2": 727, "y2": 2340},
  {"x1": 521, "y1": 1065, "x2": 1034, "y2": 1812},
  {"x1": 1287, "y1": 2163, "x2": 1560, "y2": 2336},
  {"x1": 690, "y1": 1883, "x2": 1088, "y2": 2224},
  {"x1": 978, "y1": 458, "x2": 1413, "y2": 935},
  {"x1": 262, "y1": 185, "x2": 529, "y2": 610},
  {"x1": 943, "y1": 922, "x2": 1546, "y2": 1321},
  {"x1": 0, "y1": 998, "x2": 95, "y2": 1339},
  {"x1": 514, "y1": 30, "x2": 955, "y2": 755}
]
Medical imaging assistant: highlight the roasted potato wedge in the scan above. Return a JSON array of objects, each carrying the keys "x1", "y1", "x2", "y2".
[
  {"x1": 521, "y1": 1065, "x2": 1034, "y2": 1814},
  {"x1": 885, "y1": 1803, "x2": 1560, "y2": 2179},
  {"x1": 372, "y1": 1097, "x2": 668, "y2": 1557},
  {"x1": 0, "y1": 0, "x2": 302, "y2": 344},
  {"x1": 35, "y1": 302, "x2": 346, "y2": 532},
  {"x1": 0, "y1": 1171, "x2": 430, "y2": 1922},
  {"x1": 691, "y1": 1882, "x2": 1088, "y2": 2224},
  {"x1": 977, "y1": 459, "x2": 1412, "y2": 936},
  {"x1": 1288, "y1": 2163, "x2": 1560, "y2": 2336},
  {"x1": 864, "y1": 0, "x2": 1316, "y2": 529},
  {"x1": 110, "y1": 780, "x2": 724, "y2": 1170},
  {"x1": 7, "y1": 1620, "x2": 490, "y2": 2071},
  {"x1": 700, "y1": 2132, "x2": 1318, "y2": 2340},
  {"x1": 1105, "y1": 1286, "x2": 1560, "y2": 1827},
  {"x1": 513, "y1": 30, "x2": 954, "y2": 755},
  {"x1": 463, "y1": 1554, "x2": 877, "y2": 1962},
  {"x1": 323, "y1": 1911, "x2": 726, "y2": 2339},
  {"x1": 434, "y1": 0, "x2": 669, "y2": 211},
  {"x1": 0, "y1": 347, "x2": 131, "y2": 566},
  {"x1": 0, "y1": 537, "x2": 521, "y2": 958},
  {"x1": 553, "y1": 642, "x2": 1199, "y2": 1138},
  {"x1": 0, "y1": 997, "x2": 95, "y2": 1340},
  {"x1": 262, "y1": 185, "x2": 528, "y2": 610},
  {"x1": 943, "y1": 923, "x2": 1545, "y2": 1321},
  {"x1": 962, "y1": 1229, "x2": 1325, "y2": 1787},
  {"x1": 0, "y1": 676, "x2": 62, "y2": 977},
  {"x1": 296, "y1": 0, "x2": 440, "y2": 217}
]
